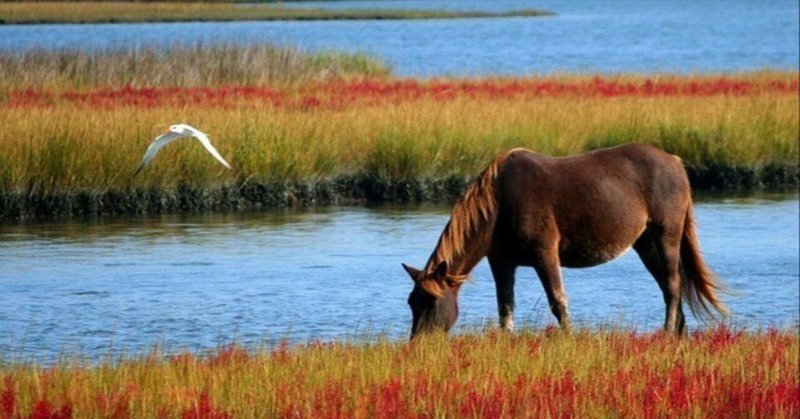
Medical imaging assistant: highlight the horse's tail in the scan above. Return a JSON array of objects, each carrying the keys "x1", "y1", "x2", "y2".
[{"x1": 680, "y1": 201, "x2": 730, "y2": 320}]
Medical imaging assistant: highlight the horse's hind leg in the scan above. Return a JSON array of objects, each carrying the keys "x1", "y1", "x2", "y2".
[
  {"x1": 533, "y1": 252, "x2": 572, "y2": 331},
  {"x1": 489, "y1": 258, "x2": 517, "y2": 331},
  {"x1": 634, "y1": 227, "x2": 686, "y2": 334}
]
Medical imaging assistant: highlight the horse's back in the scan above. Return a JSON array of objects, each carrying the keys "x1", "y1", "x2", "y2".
[
  {"x1": 492, "y1": 144, "x2": 691, "y2": 267},
  {"x1": 574, "y1": 143, "x2": 692, "y2": 225},
  {"x1": 499, "y1": 143, "x2": 689, "y2": 207}
]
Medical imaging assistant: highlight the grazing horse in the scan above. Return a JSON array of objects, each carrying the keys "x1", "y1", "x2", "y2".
[{"x1": 403, "y1": 144, "x2": 728, "y2": 338}]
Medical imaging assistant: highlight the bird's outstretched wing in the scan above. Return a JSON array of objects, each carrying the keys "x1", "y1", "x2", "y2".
[
  {"x1": 134, "y1": 131, "x2": 183, "y2": 175},
  {"x1": 134, "y1": 125, "x2": 232, "y2": 175},
  {"x1": 190, "y1": 129, "x2": 232, "y2": 169}
]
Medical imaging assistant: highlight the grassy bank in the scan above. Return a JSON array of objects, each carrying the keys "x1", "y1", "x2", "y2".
[
  {"x1": 0, "y1": 327, "x2": 797, "y2": 417},
  {"x1": 0, "y1": 2, "x2": 552, "y2": 24},
  {"x1": 1, "y1": 96, "x2": 797, "y2": 218}
]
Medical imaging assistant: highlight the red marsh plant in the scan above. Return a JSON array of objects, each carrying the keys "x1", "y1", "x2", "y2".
[
  {"x1": 4, "y1": 73, "x2": 797, "y2": 110},
  {"x1": 0, "y1": 326, "x2": 797, "y2": 418}
]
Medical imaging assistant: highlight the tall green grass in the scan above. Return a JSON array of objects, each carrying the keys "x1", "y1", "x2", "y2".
[{"x1": 0, "y1": 44, "x2": 391, "y2": 90}]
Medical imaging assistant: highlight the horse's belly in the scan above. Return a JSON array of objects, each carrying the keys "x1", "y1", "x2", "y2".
[
  {"x1": 557, "y1": 220, "x2": 645, "y2": 268},
  {"x1": 559, "y1": 244, "x2": 632, "y2": 268},
  {"x1": 555, "y1": 202, "x2": 648, "y2": 268}
]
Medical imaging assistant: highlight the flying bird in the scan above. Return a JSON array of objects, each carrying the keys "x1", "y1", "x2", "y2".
[{"x1": 135, "y1": 123, "x2": 232, "y2": 175}]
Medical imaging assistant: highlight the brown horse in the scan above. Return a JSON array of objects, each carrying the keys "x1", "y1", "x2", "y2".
[{"x1": 403, "y1": 143, "x2": 728, "y2": 338}]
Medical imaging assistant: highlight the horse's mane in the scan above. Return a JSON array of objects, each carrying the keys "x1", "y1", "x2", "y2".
[{"x1": 421, "y1": 148, "x2": 525, "y2": 296}]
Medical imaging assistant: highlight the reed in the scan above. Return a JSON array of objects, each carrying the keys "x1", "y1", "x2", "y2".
[
  {"x1": 4, "y1": 46, "x2": 794, "y2": 92},
  {"x1": 0, "y1": 327, "x2": 797, "y2": 417},
  {"x1": 0, "y1": 44, "x2": 391, "y2": 90},
  {"x1": 0, "y1": 2, "x2": 552, "y2": 24}
]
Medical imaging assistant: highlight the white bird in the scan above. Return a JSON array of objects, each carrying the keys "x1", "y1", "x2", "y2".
[{"x1": 135, "y1": 123, "x2": 232, "y2": 175}]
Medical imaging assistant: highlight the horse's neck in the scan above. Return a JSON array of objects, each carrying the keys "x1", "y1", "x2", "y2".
[
  {"x1": 423, "y1": 151, "x2": 505, "y2": 278},
  {"x1": 425, "y1": 215, "x2": 496, "y2": 277}
]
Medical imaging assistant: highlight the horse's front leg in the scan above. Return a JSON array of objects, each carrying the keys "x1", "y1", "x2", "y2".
[
  {"x1": 533, "y1": 251, "x2": 573, "y2": 331},
  {"x1": 489, "y1": 258, "x2": 517, "y2": 331}
]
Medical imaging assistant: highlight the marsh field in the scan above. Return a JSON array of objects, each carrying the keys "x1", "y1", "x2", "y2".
[
  {"x1": 1, "y1": 0, "x2": 799, "y2": 417},
  {"x1": 0, "y1": 49, "x2": 797, "y2": 217}
]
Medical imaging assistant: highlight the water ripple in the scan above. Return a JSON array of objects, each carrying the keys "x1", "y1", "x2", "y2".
[{"x1": 0, "y1": 197, "x2": 797, "y2": 362}]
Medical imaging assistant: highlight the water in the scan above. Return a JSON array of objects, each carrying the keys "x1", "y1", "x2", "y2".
[
  {"x1": 1, "y1": 0, "x2": 797, "y2": 76},
  {"x1": 0, "y1": 194, "x2": 797, "y2": 362},
  {"x1": 0, "y1": 0, "x2": 798, "y2": 362}
]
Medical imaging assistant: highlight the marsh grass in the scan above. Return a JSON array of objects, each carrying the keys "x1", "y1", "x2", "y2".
[
  {"x1": 0, "y1": 2, "x2": 553, "y2": 24},
  {"x1": 0, "y1": 68, "x2": 796, "y2": 217},
  {"x1": 0, "y1": 44, "x2": 391, "y2": 90},
  {"x1": 0, "y1": 93, "x2": 796, "y2": 195},
  {"x1": 0, "y1": 327, "x2": 797, "y2": 417}
]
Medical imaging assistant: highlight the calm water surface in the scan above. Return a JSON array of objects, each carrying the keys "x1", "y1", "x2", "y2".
[
  {"x1": 0, "y1": 0, "x2": 798, "y2": 361},
  {"x1": 0, "y1": 0, "x2": 797, "y2": 76},
  {"x1": 1, "y1": 194, "x2": 797, "y2": 362}
]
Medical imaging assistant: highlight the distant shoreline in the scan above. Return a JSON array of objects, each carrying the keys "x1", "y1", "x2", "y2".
[{"x1": 0, "y1": 2, "x2": 554, "y2": 25}]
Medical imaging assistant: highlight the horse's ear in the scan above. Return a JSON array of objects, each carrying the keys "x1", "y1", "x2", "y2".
[
  {"x1": 402, "y1": 263, "x2": 421, "y2": 280},
  {"x1": 434, "y1": 261, "x2": 448, "y2": 280}
]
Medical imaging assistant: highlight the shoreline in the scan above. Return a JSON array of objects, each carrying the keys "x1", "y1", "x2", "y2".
[
  {"x1": 2, "y1": 165, "x2": 797, "y2": 220},
  {"x1": 0, "y1": 3, "x2": 553, "y2": 25}
]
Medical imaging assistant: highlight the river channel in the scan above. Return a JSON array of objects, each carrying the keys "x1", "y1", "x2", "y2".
[{"x1": 1, "y1": 193, "x2": 797, "y2": 362}]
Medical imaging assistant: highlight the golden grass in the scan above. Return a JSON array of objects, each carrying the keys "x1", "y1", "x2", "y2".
[
  {"x1": 0, "y1": 2, "x2": 552, "y2": 24},
  {"x1": 0, "y1": 92, "x2": 796, "y2": 194},
  {"x1": 1, "y1": 327, "x2": 797, "y2": 417}
]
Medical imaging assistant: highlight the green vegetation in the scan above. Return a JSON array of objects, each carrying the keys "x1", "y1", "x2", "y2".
[{"x1": 0, "y1": 2, "x2": 553, "y2": 24}]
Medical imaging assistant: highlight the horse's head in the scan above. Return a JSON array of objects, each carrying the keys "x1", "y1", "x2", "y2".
[{"x1": 402, "y1": 262, "x2": 460, "y2": 339}]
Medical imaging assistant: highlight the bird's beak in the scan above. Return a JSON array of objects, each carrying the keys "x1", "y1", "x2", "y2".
[{"x1": 133, "y1": 163, "x2": 144, "y2": 176}]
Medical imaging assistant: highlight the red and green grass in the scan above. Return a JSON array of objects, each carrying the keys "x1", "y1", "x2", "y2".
[
  {"x1": 0, "y1": 45, "x2": 797, "y2": 216},
  {"x1": 1, "y1": 326, "x2": 797, "y2": 418},
  {"x1": 1, "y1": 72, "x2": 796, "y2": 194},
  {"x1": 6, "y1": 74, "x2": 797, "y2": 109}
]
